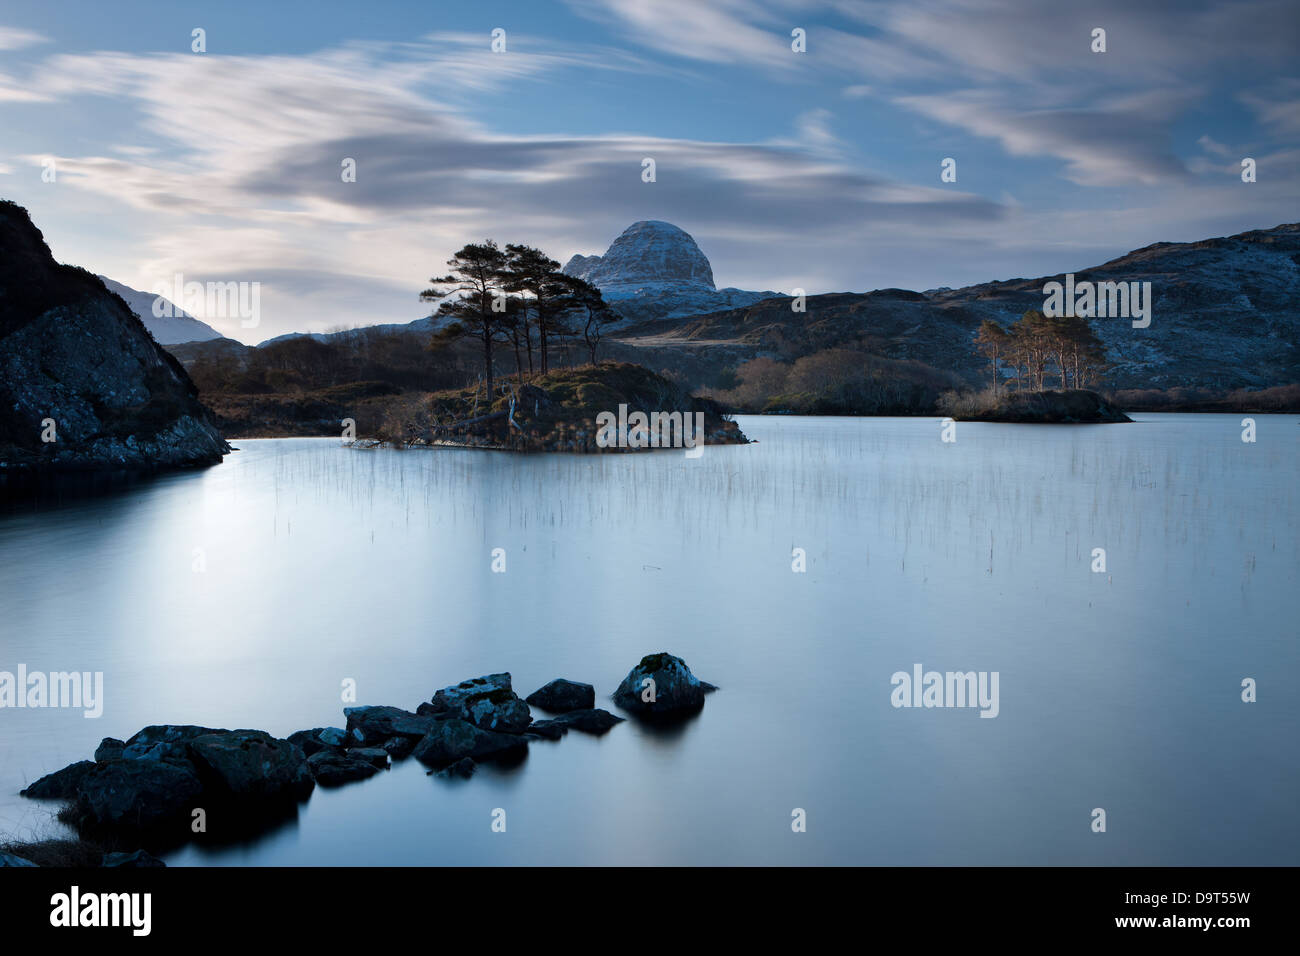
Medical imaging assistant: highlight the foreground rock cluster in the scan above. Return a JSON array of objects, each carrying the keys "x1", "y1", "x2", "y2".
[{"x1": 14, "y1": 654, "x2": 716, "y2": 862}]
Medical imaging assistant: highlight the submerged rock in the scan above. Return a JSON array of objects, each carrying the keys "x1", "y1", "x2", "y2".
[
  {"x1": 411, "y1": 718, "x2": 528, "y2": 769},
  {"x1": 187, "y1": 730, "x2": 314, "y2": 802},
  {"x1": 343, "y1": 706, "x2": 437, "y2": 746},
  {"x1": 21, "y1": 760, "x2": 96, "y2": 799},
  {"x1": 306, "y1": 750, "x2": 380, "y2": 787},
  {"x1": 429, "y1": 674, "x2": 532, "y2": 734},
  {"x1": 530, "y1": 709, "x2": 625, "y2": 738},
  {"x1": 102, "y1": 849, "x2": 166, "y2": 868},
  {"x1": 434, "y1": 758, "x2": 477, "y2": 780},
  {"x1": 526, "y1": 679, "x2": 595, "y2": 713},
  {"x1": 76, "y1": 758, "x2": 204, "y2": 830},
  {"x1": 612, "y1": 653, "x2": 716, "y2": 718}
]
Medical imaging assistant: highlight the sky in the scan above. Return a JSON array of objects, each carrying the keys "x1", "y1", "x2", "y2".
[{"x1": 0, "y1": 0, "x2": 1297, "y2": 343}]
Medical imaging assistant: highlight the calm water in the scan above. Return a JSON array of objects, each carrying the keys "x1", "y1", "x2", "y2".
[{"x1": 1, "y1": 415, "x2": 1297, "y2": 865}]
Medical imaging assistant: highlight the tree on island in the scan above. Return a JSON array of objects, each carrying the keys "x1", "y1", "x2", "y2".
[
  {"x1": 422, "y1": 241, "x2": 509, "y2": 397},
  {"x1": 423, "y1": 240, "x2": 614, "y2": 390},
  {"x1": 975, "y1": 310, "x2": 1107, "y2": 392}
]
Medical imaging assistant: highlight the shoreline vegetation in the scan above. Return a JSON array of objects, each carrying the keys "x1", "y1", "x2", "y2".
[{"x1": 3, "y1": 655, "x2": 715, "y2": 868}]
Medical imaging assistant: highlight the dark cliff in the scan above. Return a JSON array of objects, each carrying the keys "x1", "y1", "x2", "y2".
[{"x1": 0, "y1": 201, "x2": 229, "y2": 472}]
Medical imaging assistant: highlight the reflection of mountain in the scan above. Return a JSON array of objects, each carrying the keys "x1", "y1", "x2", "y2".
[
  {"x1": 0, "y1": 202, "x2": 228, "y2": 472},
  {"x1": 96, "y1": 275, "x2": 225, "y2": 345}
]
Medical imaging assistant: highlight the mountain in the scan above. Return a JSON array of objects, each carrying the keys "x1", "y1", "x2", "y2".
[
  {"x1": 97, "y1": 275, "x2": 225, "y2": 345},
  {"x1": 563, "y1": 220, "x2": 780, "y2": 322},
  {"x1": 607, "y1": 222, "x2": 1300, "y2": 393},
  {"x1": 0, "y1": 201, "x2": 229, "y2": 472}
]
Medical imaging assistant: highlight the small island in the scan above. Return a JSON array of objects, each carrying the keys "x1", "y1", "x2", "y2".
[
  {"x1": 361, "y1": 362, "x2": 749, "y2": 452},
  {"x1": 940, "y1": 388, "x2": 1132, "y2": 424}
]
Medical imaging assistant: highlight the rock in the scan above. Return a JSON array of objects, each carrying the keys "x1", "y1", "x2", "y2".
[
  {"x1": 306, "y1": 750, "x2": 379, "y2": 787},
  {"x1": 287, "y1": 728, "x2": 343, "y2": 757},
  {"x1": 343, "y1": 706, "x2": 437, "y2": 745},
  {"x1": 94, "y1": 738, "x2": 126, "y2": 762},
  {"x1": 0, "y1": 852, "x2": 37, "y2": 867},
  {"x1": 524, "y1": 722, "x2": 565, "y2": 741},
  {"x1": 530, "y1": 709, "x2": 624, "y2": 738},
  {"x1": 382, "y1": 736, "x2": 416, "y2": 759},
  {"x1": 525, "y1": 679, "x2": 595, "y2": 713},
  {"x1": 20, "y1": 760, "x2": 96, "y2": 799},
  {"x1": 612, "y1": 653, "x2": 714, "y2": 718},
  {"x1": 429, "y1": 674, "x2": 532, "y2": 734},
  {"x1": 120, "y1": 725, "x2": 226, "y2": 763},
  {"x1": 346, "y1": 747, "x2": 390, "y2": 769},
  {"x1": 186, "y1": 731, "x2": 314, "y2": 803},
  {"x1": 434, "y1": 758, "x2": 476, "y2": 779},
  {"x1": 76, "y1": 758, "x2": 204, "y2": 830},
  {"x1": 102, "y1": 849, "x2": 166, "y2": 868},
  {"x1": 410, "y1": 718, "x2": 528, "y2": 769}
]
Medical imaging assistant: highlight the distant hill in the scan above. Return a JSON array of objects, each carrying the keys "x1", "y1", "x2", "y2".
[
  {"x1": 610, "y1": 223, "x2": 1300, "y2": 393},
  {"x1": 96, "y1": 276, "x2": 226, "y2": 345}
]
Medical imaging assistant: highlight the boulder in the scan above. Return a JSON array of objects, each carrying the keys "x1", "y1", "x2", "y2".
[
  {"x1": 94, "y1": 738, "x2": 126, "y2": 762},
  {"x1": 76, "y1": 758, "x2": 204, "y2": 830},
  {"x1": 382, "y1": 736, "x2": 416, "y2": 759},
  {"x1": 531, "y1": 709, "x2": 625, "y2": 737},
  {"x1": 0, "y1": 852, "x2": 37, "y2": 867},
  {"x1": 102, "y1": 849, "x2": 166, "y2": 868},
  {"x1": 306, "y1": 750, "x2": 379, "y2": 787},
  {"x1": 343, "y1": 706, "x2": 437, "y2": 745},
  {"x1": 612, "y1": 653, "x2": 715, "y2": 718},
  {"x1": 186, "y1": 730, "x2": 314, "y2": 803},
  {"x1": 287, "y1": 728, "x2": 343, "y2": 757},
  {"x1": 525, "y1": 679, "x2": 595, "y2": 713},
  {"x1": 347, "y1": 747, "x2": 390, "y2": 769},
  {"x1": 20, "y1": 760, "x2": 96, "y2": 799},
  {"x1": 120, "y1": 725, "x2": 226, "y2": 764},
  {"x1": 410, "y1": 718, "x2": 527, "y2": 769},
  {"x1": 434, "y1": 758, "x2": 476, "y2": 779},
  {"x1": 429, "y1": 674, "x2": 532, "y2": 734}
]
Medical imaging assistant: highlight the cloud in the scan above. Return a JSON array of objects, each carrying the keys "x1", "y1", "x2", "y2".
[
  {"x1": 24, "y1": 35, "x2": 1004, "y2": 338},
  {"x1": 0, "y1": 26, "x2": 47, "y2": 51},
  {"x1": 897, "y1": 89, "x2": 1195, "y2": 186}
]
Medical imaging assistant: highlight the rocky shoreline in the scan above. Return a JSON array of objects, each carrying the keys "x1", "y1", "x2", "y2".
[{"x1": 4, "y1": 653, "x2": 716, "y2": 867}]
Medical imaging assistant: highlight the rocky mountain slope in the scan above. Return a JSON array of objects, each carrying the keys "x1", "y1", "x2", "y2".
[
  {"x1": 0, "y1": 201, "x2": 229, "y2": 472},
  {"x1": 564, "y1": 220, "x2": 779, "y2": 323},
  {"x1": 97, "y1": 275, "x2": 225, "y2": 345},
  {"x1": 611, "y1": 222, "x2": 1300, "y2": 392}
]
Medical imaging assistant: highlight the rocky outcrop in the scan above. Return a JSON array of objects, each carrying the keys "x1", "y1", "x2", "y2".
[
  {"x1": 612, "y1": 653, "x2": 717, "y2": 719},
  {"x1": 563, "y1": 220, "x2": 778, "y2": 322},
  {"x1": 427, "y1": 673, "x2": 532, "y2": 733},
  {"x1": 27, "y1": 725, "x2": 312, "y2": 840},
  {"x1": 0, "y1": 201, "x2": 229, "y2": 473},
  {"x1": 526, "y1": 679, "x2": 595, "y2": 713}
]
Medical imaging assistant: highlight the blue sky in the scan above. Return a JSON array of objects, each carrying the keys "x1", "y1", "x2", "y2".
[{"x1": 1, "y1": 0, "x2": 1296, "y2": 342}]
